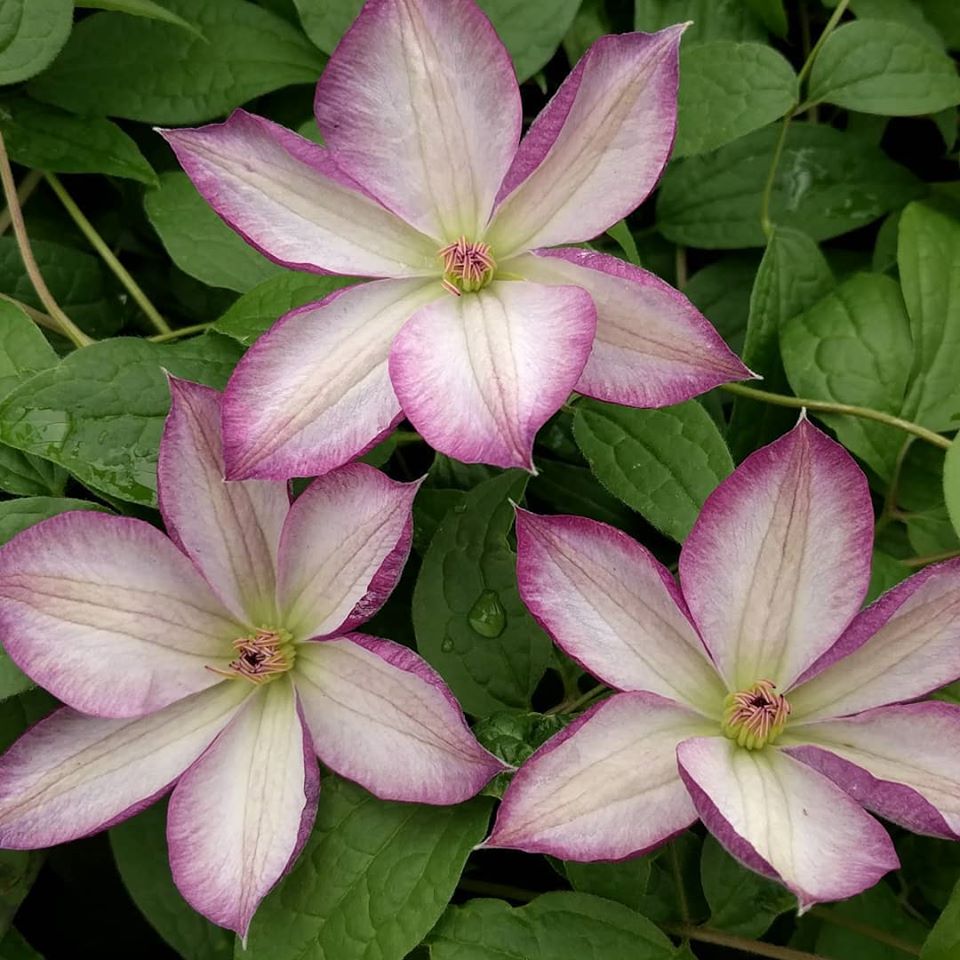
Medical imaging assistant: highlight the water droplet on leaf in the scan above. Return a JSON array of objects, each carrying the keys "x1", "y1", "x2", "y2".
[
  {"x1": 467, "y1": 590, "x2": 506, "y2": 638},
  {"x1": 440, "y1": 636, "x2": 455, "y2": 653}
]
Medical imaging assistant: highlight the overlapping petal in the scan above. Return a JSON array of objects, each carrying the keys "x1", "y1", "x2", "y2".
[
  {"x1": 0, "y1": 682, "x2": 250, "y2": 849},
  {"x1": 488, "y1": 27, "x2": 683, "y2": 255},
  {"x1": 0, "y1": 512, "x2": 242, "y2": 718},
  {"x1": 160, "y1": 111, "x2": 438, "y2": 278},
  {"x1": 677, "y1": 737, "x2": 898, "y2": 909},
  {"x1": 294, "y1": 634, "x2": 503, "y2": 804},
  {"x1": 276, "y1": 464, "x2": 418, "y2": 639},
  {"x1": 515, "y1": 510, "x2": 725, "y2": 715},
  {"x1": 679, "y1": 420, "x2": 874, "y2": 692},
  {"x1": 511, "y1": 249, "x2": 751, "y2": 405},
  {"x1": 389, "y1": 280, "x2": 596, "y2": 470},
  {"x1": 315, "y1": 0, "x2": 521, "y2": 240},
  {"x1": 159, "y1": 378, "x2": 288, "y2": 624},
  {"x1": 789, "y1": 559, "x2": 960, "y2": 721},
  {"x1": 785, "y1": 703, "x2": 960, "y2": 839},
  {"x1": 222, "y1": 279, "x2": 439, "y2": 481},
  {"x1": 486, "y1": 693, "x2": 712, "y2": 860},
  {"x1": 168, "y1": 679, "x2": 318, "y2": 938}
]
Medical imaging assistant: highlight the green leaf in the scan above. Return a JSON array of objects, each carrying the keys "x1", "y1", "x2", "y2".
[
  {"x1": 564, "y1": 859, "x2": 653, "y2": 913},
  {"x1": 945, "y1": 435, "x2": 960, "y2": 539},
  {"x1": 657, "y1": 124, "x2": 923, "y2": 249},
  {"x1": 427, "y1": 892, "x2": 677, "y2": 960},
  {"x1": 562, "y1": 0, "x2": 611, "y2": 65},
  {"x1": 77, "y1": 0, "x2": 205, "y2": 39},
  {"x1": 898, "y1": 202, "x2": 960, "y2": 431},
  {"x1": 868, "y1": 549, "x2": 911, "y2": 602},
  {"x1": 0, "y1": 0, "x2": 72, "y2": 86},
  {"x1": 0, "y1": 929, "x2": 43, "y2": 960},
  {"x1": 675, "y1": 42, "x2": 796, "y2": 157},
  {"x1": 920, "y1": 0, "x2": 960, "y2": 48},
  {"x1": 473, "y1": 711, "x2": 569, "y2": 797},
  {"x1": 29, "y1": 0, "x2": 324, "y2": 124},
  {"x1": 727, "y1": 227, "x2": 834, "y2": 459},
  {"x1": 684, "y1": 255, "x2": 760, "y2": 354},
  {"x1": 110, "y1": 800, "x2": 233, "y2": 960},
  {"x1": 244, "y1": 776, "x2": 491, "y2": 960},
  {"x1": 743, "y1": 0, "x2": 788, "y2": 36},
  {"x1": 605, "y1": 220, "x2": 641, "y2": 266},
  {"x1": 781, "y1": 273, "x2": 912, "y2": 479},
  {"x1": 527, "y1": 458, "x2": 639, "y2": 531},
  {"x1": 572, "y1": 398, "x2": 734, "y2": 542},
  {"x1": 700, "y1": 835, "x2": 794, "y2": 938},
  {"x1": 0, "y1": 333, "x2": 242, "y2": 506},
  {"x1": 852, "y1": 0, "x2": 947, "y2": 49},
  {"x1": 634, "y1": 0, "x2": 766, "y2": 45},
  {"x1": 145, "y1": 173, "x2": 286, "y2": 294},
  {"x1": 922, "y1": 877, "x2": 960, "y2": 960},
  {"x1": 808, "y1": 21, "x2": 960, "y2": 116},
  {"x1": 413, "y1": 471, "x2": 552, "y2": 716},
  {"x1": 0, "y1": 96, "x2": 157, "y2": 185},
  {"x1": 213, "y1": 273, "x2": 356, "y2": 346}
]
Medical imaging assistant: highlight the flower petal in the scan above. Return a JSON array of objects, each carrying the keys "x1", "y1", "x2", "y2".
[
  {"x1": 159, "y1": 378, "x2": 288, "y2": 625},
  {"x1": 486, "y1": 692, "x2": 711, "y2": 860},
  {"x1": 314, "y1": 0, "x2": 521, "y2": 241},
  {"x1": 388, "y1": 280, "x2": 596, "y2": 470},
  {"x1": 677, "y1": 737, "x2": 898, "y2": 909},
  {"x1": 0, "y1": 681, "x2": 249, "y2": 849},
  {"x1": 168, "y1": 678, "x2": 318, "y2": 939},
  {"x1": 0, "y1": 512, "x2": 243, "y2": 718},
  {"x1": 789, "y1": 559, "x2": 960, "y2": 721},
  {"x1": 276, "y1": 463, "x2": 418, "y2": 639},
  {"x1": 785, "y1": 703, "x2": 960, "y2": 840},
  {"x1": 294, "y1": 634, "x2": 503, "y2": 804},
  {"x1": 679, "y1": 420, "x2": 874, "y2": 692},
  {"x1": 487, "y1": 27, "x2": 683, "y2": 255},
  {"x1": 222, "y1": 278, "x2": 440, "y2": 481},
  {"x1": 160, "y1": 110, "x2": 438, "y2": 278},
  {"x1": 510, "y1": 248, "x2": 751, "y2": 405},
  {"x1": 515, "y1": 510, "x2": 724, "y2": 715}
]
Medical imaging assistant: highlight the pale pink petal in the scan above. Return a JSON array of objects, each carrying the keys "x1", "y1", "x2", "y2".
[
  {"x1": 679, "y1": 420, "x2": 874, "y2": 692},
  {"x1": 515, "y1": 510, "x2": 725, "y2": 715},
  {"x1": 388, "y1": 281, "x2": 596, "y2": 470},
  {"x1": 485, "y1": 693, "x2": 712, "y2": 860},
  {"x1": 0, "y1": 681, "x2": 250, "y2": 849},
  {"x1": 510, "y1": 249, "x2": 751, "y2": 405},
  {"x1": 785, "y1": 703, "x2": 960, "y2": 840},
  {"x1": 487, "y1": 27, "x2": 683, "y2": 256},
  {"x1": 160, "y1": 111, "x2": 438, "y2": 278},
  {"x1": 159, "y1": 378, "x2": 288, "y2": 624},
  {"x1": 314, "y1": 0, "x2": 521, "y2": 241},
  {"x1": 677, "y1": 737, "x2": 898, "y2": 909},
  {"x1": 222, "y1": 278, "x2": 440, "y2": 481},
  {"x1": 789, "y1": 559, "x2": 960, "y2": 721},
  {"x1": 276, "y1": 463, "x2": 418, "y2": 639},
  {"x1": 168, "y1": 678, "x2": 318, "y2": 939},
  {"x1": 294, "y1": 634, "x2": 503, "y2": 804},
  {"x1": 0, "y1": 512, "x2": 244, "y2": 718}
]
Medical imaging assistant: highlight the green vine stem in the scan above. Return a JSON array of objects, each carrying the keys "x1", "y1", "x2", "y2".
[
  {"x1": 663, "y1": 924, "x2": 829, "y2": 960},
  {"x1": 148, "y1": 322, "x2": 212, "y2": 343},
  {"x1": 903, "y1": 548, "x2": 960, "y2": 568},
  {"x1": 809, "y1": 907, "x2": 921, "y2": 956},
  {"x1": 0, "y1": 169, "x2": 42, "y2": 236}
]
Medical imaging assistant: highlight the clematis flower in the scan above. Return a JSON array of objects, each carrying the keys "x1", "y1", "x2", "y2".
[
  {"x1": 485, "y1": 418, "x2": 960, "y2": 908},
  {"x1": 159, "y1": 0, "x2": 750, "y2": 479},
  {"x1": 0, "y1": 378, "x2": 502, "y2": 937}
]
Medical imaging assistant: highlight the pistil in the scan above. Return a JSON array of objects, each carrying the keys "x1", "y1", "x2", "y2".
[
  {"x1": 210, "y1": 628, "x2": 295, "y2": 684},
  {"x1": 721, "y1": 680, "x2": 790, "y2": 750},
  {"x1": 438, "y1": 237, "x2": 496, "y2": 295}
]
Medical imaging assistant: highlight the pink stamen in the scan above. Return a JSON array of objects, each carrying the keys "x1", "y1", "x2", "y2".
[
  {"x1": 208, "y1": 628, "x2": 293, "y2": 684},
  {"x1": 438, "y1": 236, "x2": 495, "y2": 294},
  {"x1": 721, "y1": 679, "x2": 790, "y2": 749}
]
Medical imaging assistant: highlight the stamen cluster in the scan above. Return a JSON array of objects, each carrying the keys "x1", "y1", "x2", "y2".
[
  {"x1": 721, "y1": 679, "x2": 790, "y2": 750},
  {"x1": 211, "y1": 628, "x2": 295, "y2": 684},
  {"x1": 438, "y1": 236, "x2": 496, "y2": 295}
]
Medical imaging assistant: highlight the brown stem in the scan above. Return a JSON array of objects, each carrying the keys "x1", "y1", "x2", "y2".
[
  {"x1": 664, "y1": 925, "x2": 829, "y2": 960},
  {"x1": 809, "y1": 907, "x2": 921, "y2": 957}
]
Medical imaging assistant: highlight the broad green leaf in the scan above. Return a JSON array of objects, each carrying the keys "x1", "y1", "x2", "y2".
[
  {"x1": 899, "y1": 833, "x2": 960, "y2": 909},
  {"x1": 899, "y1": 442, "x2": 958, "y2": 555},
  {"x1": 700, "y1": 836, "x2": 794, "y2": 938},
  {"x1": 684, "y1": 255, "x2": 760, "y2": 354},
  {"x1": 427, "y1": 892, "x2": 677, "y2": 960},
  {"x1": 920, "y1": 0, "x2": 960, "y2": 48},
  {"x1": 675, "y1": 42, "x2": 796, "y2": 157},
  {"x1": 145, "y1": 173, "x2": 286, "y2": 294},
  {"x1": 572, "y1": 398, "x2": 734, "y2": 542},
  {"x1": 868, "y1": 549, "x2": 911, "y2": 602},
  {"x1": 808, "y1": 21, "x2": 960, "y2": 116},
  {"x1": 527, "y1": 458, "x2": 639, "y2": 531},
  {"x1": 245, "y1": 776, "x2": 491, "y2": 960},
  {"x1": 945, "y1": 435, "x2": 960, "y2": 539},
  {"x1": 0, "y1": 96, "x2": 157, "y2": 184},
  {"x1": 78, "y1": 0, "x2": 205, "y2": 39},
  {"x1": 29, "y1": 0, "x2": 324, "y2": 124},
  {"x1": 0, "y1": 0, "x2": 72, "y2": 85},
  {"x1": 292, "y1": 0, "x2": 580, "y2": 82},
  {"x1": 782, "y1": 273, "x2": 912, "y2": 479},
  {"x1": 473, "y1": 711, "x2": 569, "y2": 797},
  {"x1": 657, "y1": 124, "x2": 922, "y2": 248},
  {"x1": 0, "y1": 929, "x2": 42, "y2": 960},
  {"x1": 634, "y1": 0, "x2": 765, "y2": 45},
  {"x1": 110, "y1": 801, "x2": 233, "y2": 960},
  {"x1": 213, "y1": 273, "x2": 356, "y2": 345},
  {"x1": 743, "y1": 0, "x2": 788, "y2": 36},
  {"x1": 562, "y1": 0, "x2": 611, "y2": 65},
  {"x1": 565, "y1": 859, "x2": 653, "y2": 913},
  {"x1": 922, "y1": 878, "x2": 960, "y2": 960},
  {"x1": 852, "y1": 0, "x2": 946, "y2": 49},
  {"x1": 0, "y1": 333, "x2": 243, "y2": 506},
  {"x1": 605, "y1": 220, "x2": 641, "y2": 266},
  {"x1": 898, "y1": 202, "x2": 960, "y2": 430},
  {"x1": 413, "y1": 471, "x2": 552, "y2": 716},
  {"x1": 727, "y1": 227, "x2": 834, "y2": 459}
]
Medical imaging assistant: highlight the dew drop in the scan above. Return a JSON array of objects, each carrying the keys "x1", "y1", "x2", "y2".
[
  {"x1": 467, "y1": 590, "x2": 506, "y2": 638},
  {"x1": 440, "y1": 636, "x2": 455, "y2": 653}
]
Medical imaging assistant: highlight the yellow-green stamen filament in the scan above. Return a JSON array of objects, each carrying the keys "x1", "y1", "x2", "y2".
[
  {"x1": 210, "y1": 627, "x2": 295, "y2": 684},
  {"x1": 438, "y1": 237, "x2": 496, "y2": 295},
  {"x1": 721, "y1": 679, "x2": 790, "y2": 750}
]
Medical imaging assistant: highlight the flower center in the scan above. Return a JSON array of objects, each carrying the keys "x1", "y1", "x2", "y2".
[
  {"x1": 210, "y1": 627, "x2": 295, "y2": 685},
  {"x1": 438, "y1": 236, "x2": 496, "y2": 295},
  {"x1": 721, "y1": 680, "x2": 790, "y2": 750}
]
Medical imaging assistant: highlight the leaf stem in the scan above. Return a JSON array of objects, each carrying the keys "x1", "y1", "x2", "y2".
[
  {"x1": 148, "y1": 322, "x2": 212, "y2": 343},
  {"x1": 546, "y1": 684, "x2": 605, "y2": 716},
  {"x1": 720, "y1": 383, "x2": 951, "y2": 451},
  {"x1": 0, "y1": 169, "x2": 42, "y2": 236},
  {"x1": 668, "y1": 843, "x2": 690, "y2": 924},
  {"x1": 43, "y1": 172, "x2": 172, "y2": 335},
  {"x1": 663, "y1": 925, "x2": 829, "y2": 960},
  {"x1": 877, "y1": 437, "x2": 914, "y2": 532},
  {"x1": 903, "y1": 549, "x2": 960, "y2": 568},
  {"x1": 809, "y1": 907, "x2": 921, "y2": 956},
  {"x1": 796, "y1": 0, "x2": 850, "y2": 89},
  {"x1": 0, "y1": 138, "x2": 93, "y2": 349}
]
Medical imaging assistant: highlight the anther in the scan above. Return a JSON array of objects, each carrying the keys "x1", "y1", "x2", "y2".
[
  {"x1": 721, "y1": 680, "x2": 790, "y2": 750},
  {"x1": 208, "y1": 628, "x2": 295, "y2": 684},
  {"x1": 438, "y1": 237, "x2": 496, "y2": 294}
]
